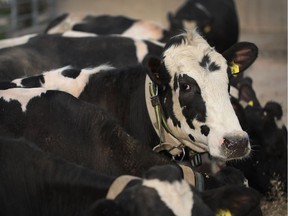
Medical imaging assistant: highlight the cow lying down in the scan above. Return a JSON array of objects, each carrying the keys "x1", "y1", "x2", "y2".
[
  {"x1": 0, "y1": 137, "x2": 262, "y2": 216},
  {"x1": 44, "y1": 0, "x2": 239, "y2": 52},
  {"x1": 0, "y1": 33, "x2": 163, "y2": 81},
  {"x1": 0, "y1": 87, "x2": 248, "y2": 191}
]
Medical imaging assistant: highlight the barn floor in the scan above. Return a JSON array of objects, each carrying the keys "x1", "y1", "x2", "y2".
[{"x1": 55, "y1": 1, "x2": 287, "y2": 215}]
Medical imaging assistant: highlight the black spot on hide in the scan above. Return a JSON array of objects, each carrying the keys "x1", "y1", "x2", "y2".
[
  {"x1": 208, "y1": 62, "x2": 220, "y2": 72},
  {"x1": 178, "y1": 74, "x2": 206, "y2": 128},
  {"x1": 61, "y1": 68, "x2": 81, "y2": 79},
  {"x1": 189, "y1": 134, "x2": 195, "y2": 142},
  {"x1": 199, "y1": 54, "x2": 220, "y2": 72},
  {"x1": 21, "y1": 75, "x2": 45, "y2": 88},
  {"x1": 199, "y1": 54, "x2": 210, "y2": 68},
  {"x1": 162, "y1": 34, "x2": 187, "y2": 55},
  {"x1": 162, "y1": 86, "x2": 181, "y2": 128},
  {"x1": 173, "y1": 74, "x2": 178, "y2": 91},
  {"x1": 200, "y1": 125, "x2": 210, "y2": 136}
]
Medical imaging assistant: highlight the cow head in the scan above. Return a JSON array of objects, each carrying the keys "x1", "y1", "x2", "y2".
[
  {"x1": 167, "y1": 0, "x2": 239, "y2": 52},
  {"x1": 145, "y1": 30, "x2": 258, "y2": 161},
  {"x1": 168, "y1": 0, "x2": 212, "y2": 37}
]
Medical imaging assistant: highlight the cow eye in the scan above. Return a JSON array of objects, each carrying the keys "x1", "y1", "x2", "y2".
[{"x1": 180, "y1": 83, "x2": 191, "y2": 91}]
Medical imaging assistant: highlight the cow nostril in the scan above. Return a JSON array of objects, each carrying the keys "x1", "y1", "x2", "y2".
[
  {"x1": 222, "y1": 136, "x2": 249, "y2": 158},
  {"x1": 223, "y1": 136, "x2": 248, "y2": 149}
]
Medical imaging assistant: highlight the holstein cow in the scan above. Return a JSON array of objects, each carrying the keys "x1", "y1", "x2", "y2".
[
  {"x1": 44, "y1": 0, "x2": 238, "y2": 52},
  {"x1": 168, "y1": 0, "x2": 239, "y2": 52},
  {"x1": 44, "y1": 13, "x2": 171, "y2": 42},
  {"x1": 0, "y1": 86, "x2": 250, "y2": 191},
  {"x1": 0, "y1": 137, "x2": 263, "y2": 216},
  {"x1": 0, "y1": 33, "x2": 162, "y2": 81},
  {"x1": 9, "y1": 30, "x2": 259, "y2": 167}
]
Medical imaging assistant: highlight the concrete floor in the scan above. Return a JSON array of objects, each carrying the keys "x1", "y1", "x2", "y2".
[{"x1": 55, "y1": 0, "x2": 287, "y2": 125}]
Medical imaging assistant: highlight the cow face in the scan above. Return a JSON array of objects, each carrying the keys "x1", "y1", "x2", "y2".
[{"x1": 146, "y1": 30, "x2": 258, "y2": 161}]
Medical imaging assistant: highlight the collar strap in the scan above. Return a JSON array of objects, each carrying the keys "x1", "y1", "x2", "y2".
[
  {"x1": 148, "y1": 81, "x2": 182, "y2": 144},
  {"x1": 194, "y1": 172, "x2": 205, "y2": 191},
  {"x1": 179, "y1": 164, "x2": 205, "y2": 191},
  {"x1": 145, "y1": 75, "x2": 206, "y2": 162}
]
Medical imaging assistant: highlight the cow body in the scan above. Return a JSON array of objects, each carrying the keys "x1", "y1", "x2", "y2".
[
  {"x1": 0, "y1": 137, "x2": 210, "y2": 216},
  {"x1": 0, "y1": 137, "x2": 262, "y2": 216},
  {"x1": 0, "y1": 34, "x2": 162, "y2": 81},
  {"x1": 8, "y1": 30, "x2": 259, "y2": 162},
  {"x1": 44, "y1": 0, "x2": 238, "y2": 52},
  {"x1": 0, "y1": 75, "x2": 251, "y2": 191},
  {"x1": 45, "y1": 14, "x2": 170, "y2": 42},
  {"x1": 0, "y1": 88, "x2": 172, "y2": 176}
]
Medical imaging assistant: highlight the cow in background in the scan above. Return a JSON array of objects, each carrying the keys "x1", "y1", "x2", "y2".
[
  {"x1": 45, "y1": 13, "x2": 171, "y2": 42},
  {"x1": 227, "y1": 75, "x2": 287, "y2": 195},
  {"x1": 168, "y1": 0, "x2": 239, "y2": 52},
  {"x1": 44, "y1": 0, "x2": 239, "y2": 52},
  {"x1": 0, "y1": 34, "x2": 162, "y2": 81},
  {"x1": 0, "y1": 137, "x2": 262, "y2": 216}
]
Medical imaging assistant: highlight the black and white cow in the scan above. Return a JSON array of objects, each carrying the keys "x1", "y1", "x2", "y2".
[
  {"x1": 8, "y1": 30, "x2": 259, "y2": 163},
  {"x1": 0, "y1": 137, "x2": 262, "y2": 216},
  {"x1": 0, "y1": 86, "x2": 250, "y2": 191},
  {"x1": 44, "y1": 13, "x2": 171, "y2": 42},
  {"x1": 0, "y1": 33, "x2": 162, "y2": 81},
  {"x1": 168, "y1": 0, "x2": 239, "y2": 52},
  {"x1": 44, "y1": 0, "x2": 239, "y2": 52}
]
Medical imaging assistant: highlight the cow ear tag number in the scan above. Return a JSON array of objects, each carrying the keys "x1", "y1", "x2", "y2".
[{"x1": 230, "y1": 61, "x2": 240, "y2": 76}]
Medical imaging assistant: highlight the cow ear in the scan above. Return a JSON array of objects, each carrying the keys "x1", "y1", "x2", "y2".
[
  {"x1": 168, "y1": 12, "x2": 175, "y2": 25},
  {"x1": 222, "y1": 42, "x2": 258, "y2": 76},
  {"x1": 143, "y1": 55, "x2": 166, "y2": 86},
  {"x1": 87, "y1": 199, "x2": 127, "y2": 216}
]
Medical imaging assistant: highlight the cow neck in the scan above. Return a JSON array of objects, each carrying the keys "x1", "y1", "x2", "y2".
[{"x1": 145, "y1": 75, "x2": 206, "y2": 160}]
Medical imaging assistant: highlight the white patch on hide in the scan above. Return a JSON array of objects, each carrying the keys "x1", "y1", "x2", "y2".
[
  {"x1": 0, "y1": 88, "x2": 47, "y2": 112},
  {"x1": 62, "y1": 30, "x2": 97, "y2": 37},
  {"x1": 12, "y1": 64, "x2": 114, "y2": 97},
  {"x1": 47, "y1": 13, "x2": 87, "y2": 34},
  {"x1": 143, "y1": 179, "x2": 193, "y2": 216},
  {"x1": 122, "y1": 20, "x2": 164, "y2": 40},
  {"x1": 0, "y1": 34, "x2": 37, "y2": 49},
  {"x1": 134, "y1": 39, "x2": 148, "y2": 63}
]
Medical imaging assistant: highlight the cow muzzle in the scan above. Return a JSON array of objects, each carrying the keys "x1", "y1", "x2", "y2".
[{"x1": 221, "y1": 132, "x2": 250, "y2": 159}]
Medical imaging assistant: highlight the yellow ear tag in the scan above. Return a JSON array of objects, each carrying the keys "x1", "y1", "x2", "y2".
[
  {"x1": 216, "y1": 209, "x2": 232, "y2": 216},
  {"x1": 248, "y1": 100, "x2": 254, "y2": 107},
  {"x1": 230, "y1": 61, "x2": 240, "y2": 76}
]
